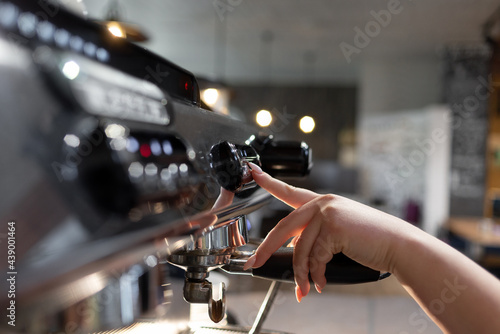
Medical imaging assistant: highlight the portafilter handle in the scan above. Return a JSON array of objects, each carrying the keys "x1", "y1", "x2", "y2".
[{"x1": 222, "y1": 247, "x2": 390, "y2": 284}]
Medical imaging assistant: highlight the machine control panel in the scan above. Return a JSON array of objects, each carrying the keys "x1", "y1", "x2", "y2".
[{"x1": 62, "y1": 120, "x2": 201, "y2": 217}]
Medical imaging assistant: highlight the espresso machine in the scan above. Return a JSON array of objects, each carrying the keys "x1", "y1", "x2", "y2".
[{"x1": 0, "y1": 2, "x2": 388, "y2": 333}]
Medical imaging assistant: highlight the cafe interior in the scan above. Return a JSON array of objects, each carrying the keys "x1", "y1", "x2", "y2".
[{"x1": 1, "y1": 0, "x2": 500, "y2": 333}]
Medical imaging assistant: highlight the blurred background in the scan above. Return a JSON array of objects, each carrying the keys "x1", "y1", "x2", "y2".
[
  {"x1": 80, "y1": 0, "x2": 499, "y2": 226},
  {"x1": 57, "y1": 0, "x2": 500, "y2": 332}
]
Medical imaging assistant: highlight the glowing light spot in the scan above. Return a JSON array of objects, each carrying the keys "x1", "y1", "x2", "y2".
[
  {"x1": 163, "y1": 140, "x2": 173, "y2": 155},
  {"x1": 140, "y1": 143, "x2": 151, "y2": 158},
  {"x1": 107, "y1": 22, "x2": 125, "y2": 38},
  {"x1": 168, "y1": 163, "x2": 178, "y2": 174},
  {"x1": 150, "y1": 139, "x2": 162, "y2": 156},
  {"x1": 104, "y1": 124, "x2": 126, "y2": 138},
  {"x1": 61, "y1": 60, "x2": 80, "y2": 80},
  {"x1": 145, "y1": 255, "x2": 158, "y2": 267},
  {"x1": 299, "y1": 116, "x2": 315, "y2": 133},
  {"x1": 179, "y1": 163, "x2": 188, "y2": 173},
  {"x1": 63, "y1": 134, "x2": 80, "y2": 148},
  {"x1": 110, "y1": 138, "x2": 126, "y2": 150},
  {"x1": 126, "y1": 137, "x2": 139, "y2": 153},
  {"x1": 145, "y1": 163, "x2": 158, "y2": 176},
  {"x1": 128, "y1": 162, "x2": 143, "y2": 178},
  {"x1": 202, "y1": 88, "x2": 219, "y2": 106},
  {"x1": 256, "y1": 109, "x2": 272, "y2": 127}
]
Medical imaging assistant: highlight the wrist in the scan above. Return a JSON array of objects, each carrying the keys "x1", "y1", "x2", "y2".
[{"x1": 390, "y1": 222, "x2": 432, "y2": 282}]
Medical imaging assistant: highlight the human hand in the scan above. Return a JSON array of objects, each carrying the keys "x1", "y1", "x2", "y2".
[{"x1": 243, "y1": 162, "x2": 418, "y2": 302}]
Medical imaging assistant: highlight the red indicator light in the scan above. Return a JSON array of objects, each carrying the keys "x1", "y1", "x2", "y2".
[
  {"x1": 140, "y1": 143, "x2": 151, "y2": 158},
  {"x1": 185, "y1": 82, "x2": 188, "y2": 90}
]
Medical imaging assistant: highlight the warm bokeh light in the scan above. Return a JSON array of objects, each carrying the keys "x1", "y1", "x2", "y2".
[
  {"x1": 107, "y1": 22, "x2": 126, "y2": 38},
  {"x1": 299, "y1": 116, "x2": 315, "y2": 133},
  {"x1": 256, "y1": 109, "x2": 272, "y2": 127},
  {"x1": 202, "y1": 88, "x2": 219, "y2": 106}
]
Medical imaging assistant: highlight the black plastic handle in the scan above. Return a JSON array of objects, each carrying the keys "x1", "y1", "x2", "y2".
[{"x1": 252, "y1": 247, "x2": 389, "y2": 284}]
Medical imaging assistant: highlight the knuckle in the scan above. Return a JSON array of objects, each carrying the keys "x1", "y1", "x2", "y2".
[
  {"x1": 283, "y1": 184, "x2": 298, "y2": 197},
  {"x1": 309, "y1": 257, "x2": 320, "y2": 272},
  {"x1": 293, "y1": 257, "x2": 309, "y2": 274},
  {"x1": 315, "y1": 195, "x2": 337, "y2": 214},
  {"x1": 294, "y1": 268, "x2": 309, "y2": 282},
  {"x1": 313, "y1": 242, "x2": 334, "y2": 261},
  {"x1": 319, "y1": 204, "x2": 338, "y2": 224},
  {"x1": 321, "y1": 193, "x2": 337, "y2": 202},
  {"x1": 293, "y1": 235, "x2": 305, "y2": 249}
]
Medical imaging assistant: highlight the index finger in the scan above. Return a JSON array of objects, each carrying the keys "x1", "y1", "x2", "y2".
[
  {"x1": 248, "y1": 162, "x2": 318, "y2": 209},
  {"x1": 250, "y1": 199, "x2": 317, "y2": 269}
]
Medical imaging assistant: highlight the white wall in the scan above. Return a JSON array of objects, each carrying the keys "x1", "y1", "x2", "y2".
[
  {"x1": 424, "y1": 107, "x2": 451, "y2": 235},
  {"x1": 359, "y1": 57, "x2": 442, "y2": 116},
  {"x1": 356, "y1": 57, "x2": 449, "y2": 236},
  {"x1": 357, "y1": 106, "x2": 451, "y2": 236}
]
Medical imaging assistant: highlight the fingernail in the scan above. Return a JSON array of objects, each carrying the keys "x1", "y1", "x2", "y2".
[
  {"x1": 247, "y1": 162, "x2": 262, "y2": 174},
  {"x1": 243, "y1": 255, "x2": 257, "y2": 270},
  {"x1": 315, "y1": 283, "x2": 322, "y2": 294},
  {"x1": 295, "y1": 285, "x2": 303, "y2": 303}
]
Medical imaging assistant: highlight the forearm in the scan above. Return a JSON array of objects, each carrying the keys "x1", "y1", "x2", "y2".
[
  {"x1": 246, "y1": 166, "x2": 500, "y2": 331},
  {"x1": 393, "y1": 227, "x2": 500, "y2": 333}
]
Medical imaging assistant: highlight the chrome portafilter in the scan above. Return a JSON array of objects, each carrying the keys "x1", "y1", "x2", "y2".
[{"x1": 166, "y1": 216, "x2": 248, "y2": 323}]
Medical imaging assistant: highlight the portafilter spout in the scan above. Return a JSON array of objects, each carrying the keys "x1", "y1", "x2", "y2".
[{"x1": 166, "y1": 215, "x2": 248, "y2": 323}]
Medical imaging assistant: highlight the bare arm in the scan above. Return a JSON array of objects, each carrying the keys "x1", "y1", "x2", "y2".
[{"x1": 244, "y1": 163, "x2": 500, "y2": 334}]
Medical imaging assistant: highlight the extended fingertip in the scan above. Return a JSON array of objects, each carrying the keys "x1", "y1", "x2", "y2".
[
  {"x1": 243, "y1": 254, "x2": 257, "y2": 271},
  {"x1": 295, "y1": 285, "x2": 303, "y2": 303},
  {"x1": 314, "y1": 283, "x2": 322, "y2": 294},
  {"x1": 247, "y1": 162, "x2": 262, "y2": 174}
]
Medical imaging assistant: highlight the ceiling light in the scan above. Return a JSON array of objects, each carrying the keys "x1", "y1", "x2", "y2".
[
  {"x1": 299, "y1": 116, "x2": 315, "y2": 133},
  {"x1": 94, "y1": 0, "x2": 149, "y2": 42},
  {"x1": 256, "y1": 109, "x2": 272, "y2": 127},
  {"x1": 202, "y1": 88, "x2": 219, "y2": 106},
  {"x1": 106, "y1": 21, "x2": 125, "y2": 38}
]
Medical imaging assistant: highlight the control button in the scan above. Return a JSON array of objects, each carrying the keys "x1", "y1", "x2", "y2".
[
  {"x1": 18, "y1": 12, "x2": 37, "y2": 38},
  {"x1": 69, "y1": 35, "x2": 84, "y2": 52},
  {"x1": 83, "y1": 42, "x2": 97, "y2": 58},
  {"x1": 128, "y1": 162, "x2": 144, "y2": 179},
  {"x1": 150, "y1": 139, "x2": 162, "y2": 156},
  {"x1": 126, "y1": 137, "x2": 139, "y2": 153},
  {"x1": 139, "y1": 143, "x2": 152, "y2": 158},
  {"x1": 0, "y1": 3, "x2": 19, "y2": 29},
  {"x1": 37, "y1": 21, "x2": 55, "y2": 42},
  {"x1": 209, "y1": 141, "x2": 260, "y2": 192},
  {"x1": 54, "y1": 29, "x2": 70, "y2": 48},
  {"x1": 96, "y1": 47, "x2": 110, "y2": 62},
  {"x1": 74, "y1": 124, "x2": 201, "y2": 215}
]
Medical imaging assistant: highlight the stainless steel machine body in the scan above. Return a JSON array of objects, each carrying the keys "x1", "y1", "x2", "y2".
[{"x1": 0, "y1": 1, "x2": 311, "y2": 333}]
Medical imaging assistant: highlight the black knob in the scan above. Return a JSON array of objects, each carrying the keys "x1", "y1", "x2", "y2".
[
  {"x1": 209, "y1": 141, "x2": 260, "y2": 192},
  {"x1": 249, "y1": 135, "x2": 312, "y2": 177}
]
